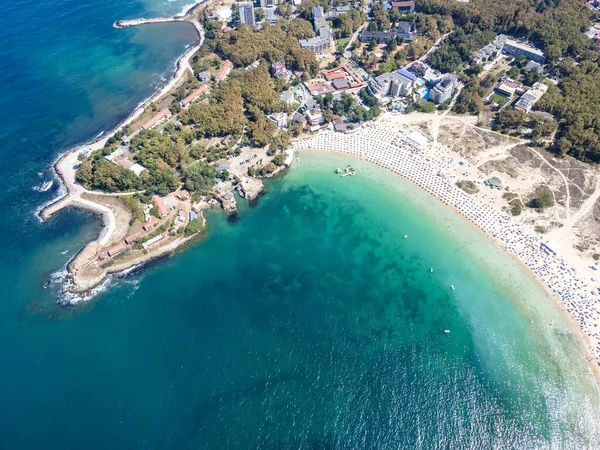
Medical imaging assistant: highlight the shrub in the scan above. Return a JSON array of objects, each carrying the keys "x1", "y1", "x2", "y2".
[{"x1": 184, "y1": 218, "x2": 204, "y2": 237}]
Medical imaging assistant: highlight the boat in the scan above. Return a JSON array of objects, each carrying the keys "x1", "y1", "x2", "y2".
[
  {"x1": 335, "y1": 168, "x2": 342, "y2": 174},
  {"x1": 404, "y1": 235, "x2": 408, "y2": 239},
  {"x1": 444, "y1": 330, "x2": 450, "y2": 333},
  {"x1": 430, "y1": 268, "x2": 433, "y2": 272},
  {"x1": 451, "y1": 285, "x2": 455, "y2": 290}
]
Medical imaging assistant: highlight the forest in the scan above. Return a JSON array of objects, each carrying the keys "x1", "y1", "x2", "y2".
[
  {"x1": 416, "y1": 0, "x2": 600, "y2": 161},
  {"x1": 76, "y1": 21, "x2": 299, "y2": 195}
]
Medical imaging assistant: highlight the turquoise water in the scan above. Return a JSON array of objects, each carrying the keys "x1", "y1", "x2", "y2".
[{"x1": 1, "y1": 0, "x2": 600, "y2": 446}]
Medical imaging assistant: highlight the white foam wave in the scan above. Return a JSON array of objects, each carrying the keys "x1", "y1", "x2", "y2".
[
  {"x1": 59, "y1": 277, "x2": 114, "y2": 305},
  {"x1": 32, "y1": 180, "x2": 54, "y2": 192},
  {"x1": 178, "y1": 2, "x2": 196, "y2": 15},
  {"x1": 57, "y1": 262, "x2": 144, "y2": 305},
  {"x1": 33, "y1": 171, "x2": 67, "y2": 222}
]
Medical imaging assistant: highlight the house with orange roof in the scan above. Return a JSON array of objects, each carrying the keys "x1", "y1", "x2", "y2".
[
  {"x1": 391, "y1": 0, "x2": 414, "y2": 11},
  {"x1": 180, "y1": 85, "x2": 209, "y2": 107},
  {"x1": 151, "y1": 195, "x2": 168, "y2": 219},
  {"x1": 140, "y1": 108, "x2": 172, "y2": 131},
  {"x1": 124, "y1": 232, "x2": 143, "y2": 245},
  {"x1": 216, "y1": 60, "x2": 234, "y2": 81},
  {"x1": 107, "y1": 243, "x2": 126, "y2": 257}
]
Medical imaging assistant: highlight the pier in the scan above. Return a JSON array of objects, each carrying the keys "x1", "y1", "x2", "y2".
[
  {"x1": 112, "y1": 0, "x2": 206, "y2": 37},
  {"x1": 114, "y1": 17, "x2": 189, "y2": 28}
]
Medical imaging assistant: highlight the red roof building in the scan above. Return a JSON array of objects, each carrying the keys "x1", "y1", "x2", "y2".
[
  {"x1": 107, "y1": 244, "x2": 126, "y2": 257},
  {"x1": 391, "y1": 0, "x2": 415, "y2": 10},
  {"x1": 142, "y1": 218, "x2": 159, "y2": 232},
  {"x1": 180, "y1": 85, "x2": 209, "y2": 107},
  {"x1": 151, "y1": 195, "x2": 168, "y2": 218},
  {"x1": 140, "y1": 108, "x2": 171, "y2": 130},
  {"x1": 305, "y1": 81, "x2": 335, "y2": 96},
  {"x1": 321, "y1": 64, "x2": 366, "y2": 89},
  {"x1": 216, "y1": 60, "x2": 234, "y2": 81},
  {"x1": 124, "y1": 232, "x2": 143, "y2": 245}
]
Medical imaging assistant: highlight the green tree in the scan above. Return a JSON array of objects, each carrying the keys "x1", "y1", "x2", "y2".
[
  {"x1": 182, "y1": 161, "x2": 216, "y2": 193},
  {"x1": 387, "y1": 38, "x2": 397, "y2": 52},
  {"x1": 273, "y1": 153, "x2": 287, "y2": 166},
  {"x1": 255, "y1": 7, "x2": 265, "y2": 22},
  {"x1": 75, "y1": 160, "x2": 93, "y2": 189}
]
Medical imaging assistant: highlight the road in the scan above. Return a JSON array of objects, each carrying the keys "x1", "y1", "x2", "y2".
[
  {"x1": 343, "y1": 23, "x2": 367, "y2": 59},
  {"x1": 418, "y1": 32, "x2": 451, "y2": 63}
]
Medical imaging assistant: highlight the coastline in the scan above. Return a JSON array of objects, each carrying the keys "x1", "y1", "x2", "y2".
[
  {"x1": 293, "y1": 123, "x2": 600, "y2": 389},
  {"x1": 36, "y1": 0, "x2": 600, "y2": 388},
  {"x1": 39, "y1": 2, "x2": 208, "y2": 295}
]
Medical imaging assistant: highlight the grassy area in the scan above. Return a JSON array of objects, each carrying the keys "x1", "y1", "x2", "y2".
[
  {"x1": 336, "y1": 37, "x2": 350, "y2": 54},
  {"x1": 455, "y1": 180, "x2": 479, "y2": 194},
  {"x1": 490, "y1": 93, "x2": 510, "y2": 107}
]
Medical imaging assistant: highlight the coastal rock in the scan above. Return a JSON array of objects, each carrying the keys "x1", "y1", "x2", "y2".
[{"x1": 237, "y1": 176, "x2": 263, "y2": 201}]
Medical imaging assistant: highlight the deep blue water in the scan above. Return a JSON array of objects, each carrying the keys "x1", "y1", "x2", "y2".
[{"x1": 1, "y1": 0, "x2": 600, "y2": 448}]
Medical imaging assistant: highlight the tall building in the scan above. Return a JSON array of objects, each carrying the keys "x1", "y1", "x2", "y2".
[
  {"x1": 298, "y1": 6, "x2": 334, "y2": 54},
  {"x1": 369, "y1": 69, "x2": 417, "y2": 100},
  {"x1": 260, "y1": 0, "x2": 276, "y2": 7},
  {"x1": 430, "y1": 75, "x2": 457, "y2": 104},
  {"x1": 238, "y1": 1, "x2": 255, "y2": 26}
]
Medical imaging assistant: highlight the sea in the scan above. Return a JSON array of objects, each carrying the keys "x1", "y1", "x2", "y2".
[{"x1": 0, "y1": 0, "x2": 600, "y2": 447}]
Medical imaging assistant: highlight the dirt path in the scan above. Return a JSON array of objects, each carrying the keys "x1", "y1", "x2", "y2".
[
  {"x1": 572, "y1": 174, "x2": 600, "y2": 224},
  {"x1": 530, "y1": 147, "x2": 572, "y2": 219}
]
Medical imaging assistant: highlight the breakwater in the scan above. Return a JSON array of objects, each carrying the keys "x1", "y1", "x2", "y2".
[{"x1": 113, "y1": 0, "x2": 206, "y2": 36}]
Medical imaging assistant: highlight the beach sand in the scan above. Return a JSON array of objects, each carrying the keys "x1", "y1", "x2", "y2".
[{"x1": 293, "y1": 120, "x2": 600, "y2": 389}]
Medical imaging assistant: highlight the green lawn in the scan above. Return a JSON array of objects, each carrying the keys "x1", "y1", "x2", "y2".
[
  {"x1": 336, "y1": 38, "x2": 350, "y2": 54},
  {"x1": 490, "y1": 93, "x2": 510, "y2": 107}
]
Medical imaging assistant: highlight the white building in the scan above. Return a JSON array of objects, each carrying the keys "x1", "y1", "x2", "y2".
[
  {"x1": 238, "y1": 1, "x2": 255, "y2": 26},
  {"x1": 305, "y1": 109, "x2": 324, "y2": 131},
  {"x1": 430, "y1": 75, "x2": 457, "y2": 104},
  {"x1": 268, "y1": 112, "x2": 289, "y2": 129},
  {"x1": 514, "y1": 82, "x2": 548, "y2": 113},
  {"x1": 369, "y1": 69, "x2": 417, "y2": 100},
  {"x1": 299, "y1": 7, "x2": 334, "y2": 54},
  {"x1": 503, "y1": 39, "x2": 545, "y2": 63},
  {"x1": 405, "y1": 130, "x2": 429, "y2": 149}
]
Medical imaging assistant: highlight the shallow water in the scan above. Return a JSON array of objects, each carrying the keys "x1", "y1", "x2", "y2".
[{"x1": 0, "y1": 0, "x2": 599, "y2": 447}]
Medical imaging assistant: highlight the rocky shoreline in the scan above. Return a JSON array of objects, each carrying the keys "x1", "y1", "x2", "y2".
[{"x1": 39, "y1": 2, "x2": 209, "y2": 296}]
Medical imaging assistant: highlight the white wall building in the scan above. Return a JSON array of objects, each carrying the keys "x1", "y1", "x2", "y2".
[
  {"x1": 238, "y1": 1, "x2": 255, "y2": 25},
  {"x1": 405, "y1": 130, "x2": 429, "y2": 149}
]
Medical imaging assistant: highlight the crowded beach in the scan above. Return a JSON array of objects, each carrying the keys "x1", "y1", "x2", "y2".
[{"x1": 292, "y1": 120, "x2": 600, "y2": 371}]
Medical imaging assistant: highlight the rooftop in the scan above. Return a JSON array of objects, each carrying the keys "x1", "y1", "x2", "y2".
[
  {"x1": 216, "y1": 60, "x2": 234, "y2": 80},
  {"x1": 397, "y1": 68, "x2": 418, "y2": 82},
  {"x1": 406, "y1": 130, "x2": 428, "y2": 147},
  {"x1": 180, "y1": 85, "x2": 209, "y2": 107},
  {"x1": 141, "y1": 108, "x2": 171, "y2": 130}
]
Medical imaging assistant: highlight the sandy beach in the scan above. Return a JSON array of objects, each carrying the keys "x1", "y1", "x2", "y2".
[{"x1": 293, "y1": 113, "x2": 600, "y2": 387}]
